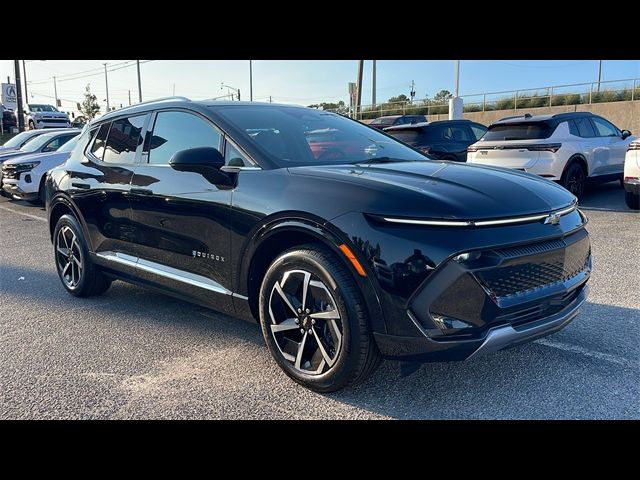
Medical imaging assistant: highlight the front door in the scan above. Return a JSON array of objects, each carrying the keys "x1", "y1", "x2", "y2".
[
  {"x1": 590, "y1": 116, "x2": 627, "y2": 176},
  {"x1": 127, "y1": 109, "x2": 234, "y2": 308}
]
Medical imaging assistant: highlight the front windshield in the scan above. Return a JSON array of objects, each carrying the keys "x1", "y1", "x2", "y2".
[
  {"x1": 28, "y1": 104, "x2": 58, "y2": 113},
  {"x1": 19, "y1": 133, "x2": 58, "y2": 152},
  {"x1": 370, "y1": 117, "x2": 396, "y2": 126},
  {"x1": 215, "y1": 106, "x2": 427, "y2": 167},
  {"x1": 3, "y1": 131, "x2": 36, "y2": 149},
  {"x1": 57, "y1": 135, "x2": 80, "y2": 153}
]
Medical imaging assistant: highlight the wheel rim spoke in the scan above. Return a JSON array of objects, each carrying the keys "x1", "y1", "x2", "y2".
[
  {"x1": 57, "y1": 246, "x2": 70, "y2": 258},
  {"x1": 273, "y1": 281, "x2": 298, "y2": 316},
  {"x1": 309, "y1": 310, "x2": 340, "y2": 320},
  {"x1": 311, "y1": 327, "x2": 335, "y2": 367},
  {"x1": 327, "y1": 319, "x2": 342, "y2": 345},
  {"x1": 270, "y1": 318, "x2": 299, "y2": 333},
  {"x1": 294, "y1": 331, "x2": 308, "y2": 370},
  {"x1": 56, "y1": 226, "x2": 81, "y2": 288},
  {"x1": 300, "y1": 271, "x2": 311, "y2": 311}
]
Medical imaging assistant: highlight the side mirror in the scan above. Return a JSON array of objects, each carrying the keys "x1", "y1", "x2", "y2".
[
  {"x1": 622, "y1": 130, "x2": 632, "y2": 140},
  {"x1": 169, "y1": 147, "x2": 225, "y2": 173}
]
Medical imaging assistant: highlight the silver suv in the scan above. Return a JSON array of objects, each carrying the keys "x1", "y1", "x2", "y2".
[{"x1": 24, "y1": 104, "x2": 71, "y2": 130}]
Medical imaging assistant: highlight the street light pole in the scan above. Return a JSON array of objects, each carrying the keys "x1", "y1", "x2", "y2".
[
  {"x1": 103, "y1": 63, "x2": 110, "y2": 111},
  {"x1": 53, "y1": 76, "x2": 59, "y2": 107},
  {"x1": 372, "y1": 60, "x2": 376, "y2": 107},
  {"x1": 22, "y1": 60, "x2": 28, "y2": 101},
  {"x1": 136, "y1": 60, "x2": 142, "y2": 102},
  {"x1": 14, "y1": 60, "x2": 25, "y2": 132},
  {"x1": 249, "y1": 60, "x2": 253, "y2": 101},
  {"x1": 597, "y1": 60, "x2": 602, "y2": 93},
  {"x1": 356, "y1": 60, "x2": 364, "y2": 119}
]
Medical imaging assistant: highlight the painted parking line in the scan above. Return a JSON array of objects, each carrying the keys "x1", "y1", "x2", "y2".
[
  {"x1": 0, "y1": 204, "x2": 47, "y2": 222},
  {"x1": 535, "y1": 337, "x2": 638, "y2": 370}
]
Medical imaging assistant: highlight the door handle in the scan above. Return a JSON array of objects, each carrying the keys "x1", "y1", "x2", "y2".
[
  {"x1": 130, "y1": 188, "x2": 153, "y2": 195},
  {"x1": 71, "y1": 182, "x2": 90, "y2": 189}
]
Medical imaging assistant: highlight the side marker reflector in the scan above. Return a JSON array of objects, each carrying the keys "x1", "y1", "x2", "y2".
[{"x1": 339, "y1": 244, "x2": 367, "y2": 277}]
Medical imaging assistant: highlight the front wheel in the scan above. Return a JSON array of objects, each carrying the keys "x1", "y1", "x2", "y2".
[
  {"x1": 625, "y1": 191, "x2": 640, "y2": 210},
  {"x1": 561, "y1": 162, "x2": 587, "y2": 199},
  {"x1": 259, "y1": 245, "x2": 381, "y2": 392}
]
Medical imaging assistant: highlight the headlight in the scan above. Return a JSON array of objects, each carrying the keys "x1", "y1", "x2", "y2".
[
  {"x1": 453, "y1": 251, "x2": 482, "y2": 263},
  {"x1": 15, "y1": 161, "x2": 40, "y2": 172}
]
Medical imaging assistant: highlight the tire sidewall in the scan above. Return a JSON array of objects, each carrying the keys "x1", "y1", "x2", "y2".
[
  {"x1": 562, "y1": 162, "x2": 586, "y2": 198},
  {"x1": 53, "y1": 214, "x2": 90, "y2": 296},
  {"x1": 259, "y1": 248, "x2": 362, "y2": 391}
]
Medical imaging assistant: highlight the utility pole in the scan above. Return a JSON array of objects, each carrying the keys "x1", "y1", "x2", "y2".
[
  {"x1": 449, "y1": 60, "x2": 463, "y2": 120},
  {"x1": 409, "y1": 80, "x2": 416, "y2": 104},
  {"x1": 269, "y1": 95, "x2": 272, "y2": 103},
  {"x1": 103, "y1": 63, "x2": 110, "y2": 111},
  {"x1": 14, "y1": 60, "x2": 25, "y2": 132},
  {"x1": 249, "y1": 60, "x2": 253, "y2": 101},
  {"x1": 128, "y1": 90, "x2": 131, "y2": 106},
  {"x1": 372, "y1": 60, "x2": 376, "y2": 107},
  {"x1": 136, "y1": 60, "x2": 142, "y2": 102},
  {"x1": 597, "y1": 60, "x2": 602, "y2": 93},
  {"x1": 356, "y1": 60, "x2": 364, "y2": 119},
  {"x1": 454, "y1": 60, "x2": 460, "y2": 97},
  {"x1": 237, "y1": 89, "x2": 241, "y2": 101},
  {"x1": 22, "y1": 60, "x2": 28, "y2": 102},
  {"x1": 53, "y1": 76, "x2": 58, "y2": 107},
  {"x1": 173, "y1": 83, "x2": 175, "y2": 96}
]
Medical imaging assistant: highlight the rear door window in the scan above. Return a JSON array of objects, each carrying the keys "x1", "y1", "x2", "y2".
[
  {"x1": 90, "y1": 123, "x2": 110, "y2": 160},
  {"x1": 102, "y1": 114, "x2": 148, "y2": 164},
  {"x1": 574, "y1": 117, "x2": 597, "y2": 138}
]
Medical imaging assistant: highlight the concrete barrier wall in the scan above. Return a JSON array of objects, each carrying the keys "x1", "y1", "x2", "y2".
[
  {"x1": 428, "y1": 100, "x2": 640, "y2": 133},
  {"x1": 362, "y1": 101, "x2": 640, "y2": 134}
]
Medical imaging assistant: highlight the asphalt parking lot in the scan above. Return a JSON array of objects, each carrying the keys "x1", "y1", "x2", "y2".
[{"x1": 0, "y1": 182, "x2": 638, "y2": 419}]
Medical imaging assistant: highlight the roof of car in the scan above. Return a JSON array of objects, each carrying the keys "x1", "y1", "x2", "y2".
[
  {"x1": 493, "y1": 111, "x2": 594, "y2": 125},
  {"x1": 384, "y1": 119, "x2": 477, "y2": 131}
]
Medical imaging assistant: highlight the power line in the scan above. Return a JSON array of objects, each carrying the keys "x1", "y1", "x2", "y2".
[{"x1": 26, "y1": 61, "x2": 153, "y2": 86}]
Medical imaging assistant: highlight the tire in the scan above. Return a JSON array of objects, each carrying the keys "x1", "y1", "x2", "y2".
[
  {"x1": 53, "y1": 214, "x2": 111, "y2": 297},
  {"x1": 258, "y1": 244, "x2": 381, "y2": 392},
  {"x1": 560, "y1": 161, "x2": 587, "y2": 199},
  {"x1": 625, "y1": 191, "x2": 640, "y2": 210}
]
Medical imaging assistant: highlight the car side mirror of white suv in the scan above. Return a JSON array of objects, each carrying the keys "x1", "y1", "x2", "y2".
[{"x1": 622, "y1": 130, "x2": 632, "y2": 140}]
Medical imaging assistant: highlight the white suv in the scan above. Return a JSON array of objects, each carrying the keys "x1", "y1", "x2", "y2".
[
  {"x1": 467, "y1": 112, "x2": 635, "y2": 198},
  {"x1": 24, "y1": 103, "x2": 71, "y2": 130},
  {"x1": 624, "y1": 140, "x2": 640, "y2": 210}
]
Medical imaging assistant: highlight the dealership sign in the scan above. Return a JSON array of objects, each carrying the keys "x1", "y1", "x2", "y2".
[{"x1": 1, "y1": 83, "x2": 17, "y2": 110}]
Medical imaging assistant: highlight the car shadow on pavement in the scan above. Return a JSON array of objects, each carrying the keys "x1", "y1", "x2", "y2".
[
  {"x1": 2, "y1": 262, "x2": 638, "y2": 419},
  {"x1": 579, "y1": 181, "x2": 634, "y2": 214}
]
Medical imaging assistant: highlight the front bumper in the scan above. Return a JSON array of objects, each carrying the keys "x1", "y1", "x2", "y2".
[
  {"x1": 1, "y1": 169, "x2": 39, "y2": 200},
  {"x1": 375, "y1": 284, "x2": 588, "y2": 361},
  {"x1": 623, "y1": 178, "x2": 640, "y2": 195},
  {"x1": 34, "y1": 120, "x2": 71, "y2": 129}
]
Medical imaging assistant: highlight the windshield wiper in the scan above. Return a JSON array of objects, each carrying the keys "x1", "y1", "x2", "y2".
[{"x1": 353, "y1": 157, "x2": 405, "y2": 165}]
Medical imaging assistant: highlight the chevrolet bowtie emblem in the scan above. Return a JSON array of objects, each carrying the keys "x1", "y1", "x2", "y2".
[{"x1": 543, "y1": 213, "x2": 561, "y2": 225}]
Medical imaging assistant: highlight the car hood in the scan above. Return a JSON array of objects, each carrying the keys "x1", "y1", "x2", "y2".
[
  {"x1": 0, "y1": 150, "x2": 33, "y2": 163},
  {"x1": 2, "y1": 150, "x2": 70, "y2": 166},
  {"x1": 288, "y1": 160, "x2": 575, "y2": 220}
]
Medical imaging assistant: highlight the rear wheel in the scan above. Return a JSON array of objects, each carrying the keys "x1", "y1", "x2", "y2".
[
  {"x1": 561, "y1": 162, "x2": 587, "y2": 199},
  {"x1": 53, "y1": 214, "x2": 111, "y2": 297},
  {"x1": 259, "y1": 245, "x2": 381, "y2": 392},
  {"x1": 625, "y1": 191, "x2": 639, "y2": 210}
]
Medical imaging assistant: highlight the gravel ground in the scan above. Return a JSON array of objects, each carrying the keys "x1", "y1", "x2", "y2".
[{"x1": 0, "y1": 181, "x2": 638, "y2": 419}]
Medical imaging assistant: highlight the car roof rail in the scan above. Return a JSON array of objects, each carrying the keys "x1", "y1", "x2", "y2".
[
  {"x1": 551, "y1": 111, "x2": 593, "y2": 119},
  {"x1": 497, "y1": 113, "x2": 533, "y2": 122},
  {"x1": 102, "y1": 96, "x2": 192, "y2": 116}
]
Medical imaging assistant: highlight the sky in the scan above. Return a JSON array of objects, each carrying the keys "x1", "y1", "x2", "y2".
[{"x1": 1, "y1": 59, "x2": 638, "y2": 113}]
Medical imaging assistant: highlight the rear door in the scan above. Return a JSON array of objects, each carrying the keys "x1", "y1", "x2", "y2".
[
  {"x1": 127, "y1": 109, "x2": 235, "y2": 306},
  {"x1": 68, "y1": 114, "x2": 148, "y2": 255},
  {"x1": 589, "y1": 116, "x2": 627, "y2": 176}
]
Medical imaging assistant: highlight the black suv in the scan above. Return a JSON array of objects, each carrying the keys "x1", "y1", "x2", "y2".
[
  {"x1": 47, "y1": 98, "x2": 591, "y2": 392},
  {"x1": 385, "y1": 119, "x2": 487, "y2": 162}
]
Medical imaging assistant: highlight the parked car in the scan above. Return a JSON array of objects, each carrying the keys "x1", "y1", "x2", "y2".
[
  {"x1": 23, "y1": 104, "x2": 71, "y2": 130},
  {"x1": 623, "y1": 140, "x2": 640, "y2": 209},
  {"x1": 384, "y1": 120, "x2": 487, "y2": 162},
  {"x1": 2, "y1": 134, "x2": 80, "y2": 203},
  {"x1": 369, "y1": 114, "x2": 427, "y2": 130},
  {"x1": 0, "y1": 129, "x2": 79, "y2": 196},
  {"x1": 0, "y1": 127, "x2": 77, "y2": 153},
  {"x1": 70, "y1": 115, "x2": 87, "y2": 129},
  {"x1": 47, "y1": 98, "x2": 590, "y2": 392},
  {"x1": 1, "y1": 103, "x2": 17, "y2": 133},
  {"x1": 467, "y1": 112, "x2": 634, "y2": 198}
]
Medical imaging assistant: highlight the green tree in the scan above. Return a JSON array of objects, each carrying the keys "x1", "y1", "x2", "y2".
[
  {"x1": 432, "y1": 89, "x2": 452, "y2": 104},
  {"x1": 80, "y1": 84, "x2": 101, "y2": 121},
  {"x1": 387, "y1": 94, "x2": 409, "y2": 104},
  {"x1": 307, "y1": 100, "x2": 348, "y2": 114}
]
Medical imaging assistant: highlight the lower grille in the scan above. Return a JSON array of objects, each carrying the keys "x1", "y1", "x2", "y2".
[
  {"x1": 1, "y1": 165, "x2": 17, "y2": 180},
  {"x1": 478, "y1": 234, "x2": 591, "y2": 299}
]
